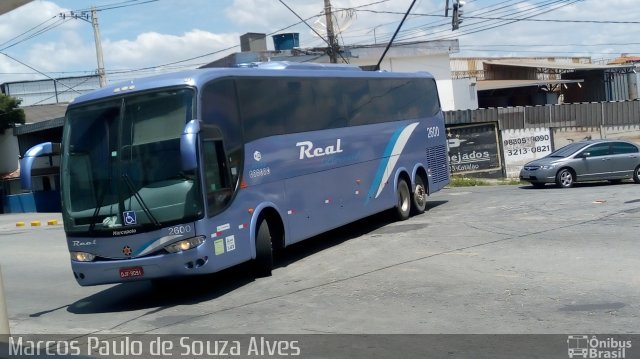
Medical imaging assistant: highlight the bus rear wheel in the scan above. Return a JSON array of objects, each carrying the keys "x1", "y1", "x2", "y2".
[
  {"x1": 253, "y1": 220, "x2": 273, "y2": 277},
  {"x1": 395, "y1": 178, "x2": 411, "y2": 221},
  {"x1": 411, "y1": 175, "x2": 428, "y2": 215}
]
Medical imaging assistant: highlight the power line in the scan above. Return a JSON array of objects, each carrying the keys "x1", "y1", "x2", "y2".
[
  {"x1": 426, "y1": 0, "x2": 584, "y2": 42},
  {"x1": 72, "y1": 0, "x2": 159, "y2": 13},
  {"x1": 390, "y1": 0, "x2": 580, "y2": 44},
  {"x1": 0, "y1": 52, "x2": 83, "y2": 95},
  {"x1": 0, "y1": 17, "x2": 67, "y2": 52},
  {"x1": 397, "y1": 0, "x2": 573, "y2": 42}
]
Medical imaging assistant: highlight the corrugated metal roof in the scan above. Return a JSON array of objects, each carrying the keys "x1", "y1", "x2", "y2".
[
  {"x1": 22, "y1": 103, "x2": 68, "y2": 123},
  {"x1": 608, "y1": 56, "x2": 640, "y2": 65},
  {"x1": 0, "y1": 0, "x2": 30, "y2": 15},
  {"x1": 484, "y1": 60, "x2": 633, "y2": 70},
  {"x1": 13, "y1": 117, "x2": 64, "y2": 135},
  {"x1": 477, "y1": 79, "x2": 583, "y2": 91}
]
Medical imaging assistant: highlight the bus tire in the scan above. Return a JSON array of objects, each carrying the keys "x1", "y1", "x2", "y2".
[
  {"x1": 395, "y1": 178, "x2": 411, "y2": 221},
  {"x1": 411, "y1": 175, "x2": 428, "y2": 215},
  {"x1": 253, "y1": 219, "x2": 273, "y2": 277}
]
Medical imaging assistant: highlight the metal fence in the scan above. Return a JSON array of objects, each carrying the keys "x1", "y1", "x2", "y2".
[{"x1": 445, "y1": 100, "x2": 640, "y2": 129}]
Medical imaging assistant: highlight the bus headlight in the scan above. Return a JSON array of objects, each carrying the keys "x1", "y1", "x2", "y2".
[
  {"x1": 165, "y1": 236, "x2": 205, "y2": 253},
  {"x1": 70, "y1": 252, "x2": 96, "y2": 262}
]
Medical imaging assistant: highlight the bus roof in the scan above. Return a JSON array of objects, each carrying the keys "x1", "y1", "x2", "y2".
[{"x1": 70, "y1": 62, "x2": 435, "y2": 105}]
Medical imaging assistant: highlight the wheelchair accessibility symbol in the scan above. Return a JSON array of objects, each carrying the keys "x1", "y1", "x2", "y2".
[{"x1": 123, "y1": 211, "x2": 137, "y2": 225}]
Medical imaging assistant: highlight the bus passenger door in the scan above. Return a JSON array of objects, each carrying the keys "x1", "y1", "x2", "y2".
[{"x1": 200, "y1": 125, "x2": 233, "y2": 216}]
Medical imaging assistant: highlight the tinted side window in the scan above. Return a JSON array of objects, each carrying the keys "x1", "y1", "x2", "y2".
[
  {"x1": 310, "y1": 79, "x2": 348, "y2": 130},
  {"x1": 201, "y1": 80, "x2": 242, "y2": 149},
  {"x1": 611, "y1": 142, "x2": 639, "y2": 154},
  {"x1": 419, "y1": 78, "x2": 441, "y2": 117},
  {"x1": 237, "y1": 78, "x2": 287, "y2": 142},
  {"x1": 236, "y1": 76, "x2": 441, "y2": 136},
  {"x1": 237, "y1": 78, "x2": 349, "y2": 141},
  {"x1": 584, "y1": 143, "x2": 610, "y2": 157},
  {"x1": 280, "y1": 79, "x2": 348, "y2": 133},
  {"x1": 348, "y1": 77, "x2": 440, "y2": 126},
  {"x1": 201, "y1": 79, "x2": 243, "y2": 186}
]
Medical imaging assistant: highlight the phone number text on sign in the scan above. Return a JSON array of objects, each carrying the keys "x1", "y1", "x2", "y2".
[{"x1": 502, "y1": 133, "x2": 552, "y2": 159}]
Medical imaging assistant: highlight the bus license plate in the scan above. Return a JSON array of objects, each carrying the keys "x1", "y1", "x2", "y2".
[{"x1": 119, "y1": 266, "x2": 144, "y2": 279}]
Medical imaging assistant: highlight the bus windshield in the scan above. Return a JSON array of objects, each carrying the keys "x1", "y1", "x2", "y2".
[{"x1": 61, "y1": 88, "x2": 203, "y2": 235}]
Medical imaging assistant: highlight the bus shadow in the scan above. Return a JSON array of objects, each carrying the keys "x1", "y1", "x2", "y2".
[
  {"x1": 275, "y1": 200, "x2": 448, "y2": 269},
  {"x1": 66, "y1": 265, "x2": 254, "y2": 315},
  {"x1": 65, "y1": 200, "x2": 447, "y2": 315}
]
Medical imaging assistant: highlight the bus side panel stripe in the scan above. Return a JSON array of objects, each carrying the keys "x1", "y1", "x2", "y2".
[{"x1": 368, "y1": 122, "x2": 420, "y2": 201}]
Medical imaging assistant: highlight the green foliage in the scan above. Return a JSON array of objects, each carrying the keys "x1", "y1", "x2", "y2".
[
  {"x1": 447, "y1": 176, "x2": 525, "y2": 187},
  {"x1": 0, "y1": 93, "x2": 25, "y2": 134},
  {"x1": 448, "y1": 176, "x2": 492, "y2": 187}
]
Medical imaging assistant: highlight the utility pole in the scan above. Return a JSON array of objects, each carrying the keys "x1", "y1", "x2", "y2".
[
  {"x1": 60, "y1": 8, "x2": 107, "y2": 87},
  {"x1": 323, "y1": 0, "x2": 338, "y2": 63},
  {"x1": 91, "y1": 6, "x2": 107, "y2": 87}
]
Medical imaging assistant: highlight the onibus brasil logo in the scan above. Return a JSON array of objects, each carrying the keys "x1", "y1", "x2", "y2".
[{"x1": 567, "y1": 335, "x2": 631, "y2": 358}]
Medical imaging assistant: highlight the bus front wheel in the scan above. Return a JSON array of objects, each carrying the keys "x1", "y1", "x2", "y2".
[
  {"x1": 395, "y1": 178, "x2": 411, "y2": 221},
  {"x1": 253, "y1": 219, "x2": 273, "y2": 277}
]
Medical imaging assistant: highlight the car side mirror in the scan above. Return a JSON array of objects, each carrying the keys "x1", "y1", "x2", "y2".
[{"x1": 581, "y1": 152, "x2": 591, "y2": 158}]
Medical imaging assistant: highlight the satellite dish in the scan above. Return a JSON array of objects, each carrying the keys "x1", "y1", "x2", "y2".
[{"x1": 310, "y1": 8, "x2": 356, "y2": 39}]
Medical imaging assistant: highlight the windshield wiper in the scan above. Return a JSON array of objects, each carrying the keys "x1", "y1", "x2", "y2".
[
  {"x1": 121, "y1": 173, "x2": 161, "y2": 227},
  {"x1": 88, "y1": 190, "x2": 106, "y2": 232}
]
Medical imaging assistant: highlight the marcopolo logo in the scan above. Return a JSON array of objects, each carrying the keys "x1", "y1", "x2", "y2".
[{"x1": 567, "y1": 335, "x2": 632, "y2": 358}]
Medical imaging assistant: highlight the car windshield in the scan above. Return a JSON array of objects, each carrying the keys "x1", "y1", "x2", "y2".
[
  {"x1": 547, "y1": 142, "x2": 590, "y2": 158},
  {"x1": 60, "y1": 88, "x2": 203, "y2": 235}
]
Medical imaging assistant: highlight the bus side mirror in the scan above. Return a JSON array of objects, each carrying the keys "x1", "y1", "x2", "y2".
[{"x1": 180, "y1": 120, "x2": 200, "y2": 171}]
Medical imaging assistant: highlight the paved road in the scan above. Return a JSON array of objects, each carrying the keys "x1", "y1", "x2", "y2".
[{"x1": 0, "y1": 182, "x2": 639, "y2": 335}]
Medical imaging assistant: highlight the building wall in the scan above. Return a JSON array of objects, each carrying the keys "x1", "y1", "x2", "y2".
[
  {"x1": 451, "y1": 78, "x2": 478, "y2": 110},
  {"x1": 0, "y1": 130, "x2": 19, "y2": 174}
]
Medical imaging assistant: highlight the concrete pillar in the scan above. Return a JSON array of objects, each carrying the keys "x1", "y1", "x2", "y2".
[
  {"x1": 0, "y1": 266, "x2": 9, "y2": 336},
  {"x1": 628, "y1": 71, "x2": 639, "y2": 100}
]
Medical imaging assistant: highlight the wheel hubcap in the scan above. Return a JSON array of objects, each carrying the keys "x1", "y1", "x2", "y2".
[
  {"x1": 561, "y1": 172, "x2": 572, "y2": 186},
  {"x1": 415, "y1": 184, "x2": 426, "y2": 207}
]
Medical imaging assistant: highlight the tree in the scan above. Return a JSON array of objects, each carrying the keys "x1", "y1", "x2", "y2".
[{"x1": 0, "y1": 93, "x2": 25, "y2": 134}]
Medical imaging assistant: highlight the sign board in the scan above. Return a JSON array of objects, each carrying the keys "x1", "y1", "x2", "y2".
[
  {"x1": 501, "y1": 128, "x2": 553, "y2": 178},
  {"x1": 447, "y1": 123, "x2": 502, "y2": 175}
]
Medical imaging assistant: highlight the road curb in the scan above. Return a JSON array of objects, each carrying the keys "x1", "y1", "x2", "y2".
[{"x1": 14, "y1": 220, "x2": 59, "y2": 227}]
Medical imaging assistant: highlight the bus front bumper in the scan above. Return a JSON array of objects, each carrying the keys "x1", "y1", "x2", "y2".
[{"x1": 70, "y1": 242, "x2": 213, "y2": 286}]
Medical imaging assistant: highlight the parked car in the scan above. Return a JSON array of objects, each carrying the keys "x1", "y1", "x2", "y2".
[{"x1": 520, "y1": 139, "x2": 640, "y2": 188}]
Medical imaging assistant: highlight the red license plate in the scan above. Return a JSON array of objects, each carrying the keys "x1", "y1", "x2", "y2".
[{"x1": 119, "y1": 266, "x2": 144, "y2": 279}]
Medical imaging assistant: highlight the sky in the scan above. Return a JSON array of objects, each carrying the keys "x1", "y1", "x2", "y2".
[{"x1": 0, "y1": 0, "x2": 638, "y2": 85}]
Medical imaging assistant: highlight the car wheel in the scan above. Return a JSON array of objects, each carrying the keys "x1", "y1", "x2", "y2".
[
  {"x1": 410, "y1": 175, "x2": 428, "y2": 215},
  {"x1": 633, "y1": 165, "x2": 640, "y2": 184},
  {"x1": 395, "y1": 178, "x2": 411, "y2": 221},
  {"x1": 555, "y1": 169, "x2": 574, "y2": 188},
  {"x1": 253, "y1": 219, "x2": 273, "y2": 277},
  {"x1": 532, "y1": 183, "x2": 546, "y2": 189}
]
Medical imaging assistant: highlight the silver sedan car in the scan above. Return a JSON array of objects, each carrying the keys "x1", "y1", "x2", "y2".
[{"x1": 520, "y1": 139, "x2": 640, "y2": 188}]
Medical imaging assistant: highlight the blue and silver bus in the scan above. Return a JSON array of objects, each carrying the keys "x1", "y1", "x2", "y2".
[{"x1": 60, "y1": 62, "x2": 449, "y2": 286}]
